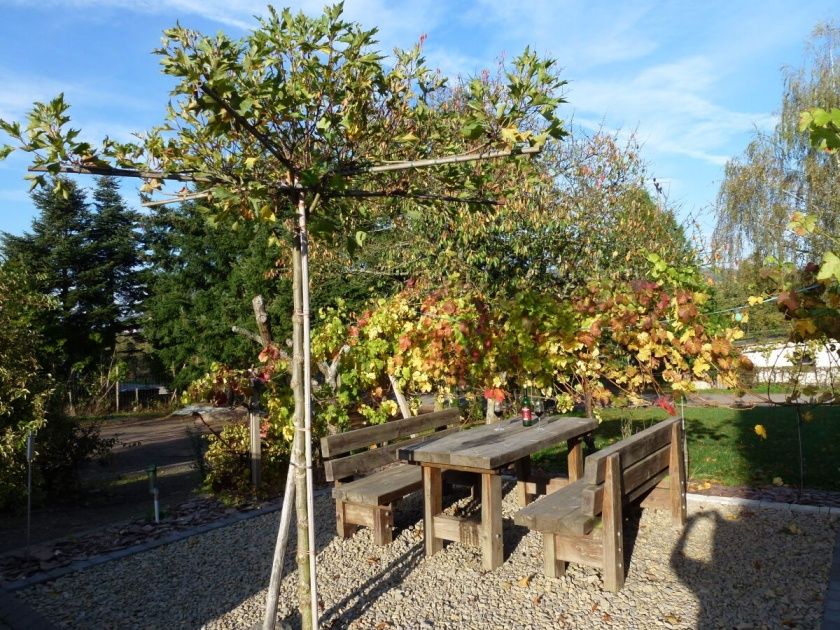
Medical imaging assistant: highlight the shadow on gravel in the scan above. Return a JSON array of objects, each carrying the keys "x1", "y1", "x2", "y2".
[{"x1": 321, "y1": 542, "x2": 424, "y2": 626}]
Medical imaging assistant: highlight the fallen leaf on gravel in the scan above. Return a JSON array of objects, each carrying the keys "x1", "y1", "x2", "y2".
[
  {"x1": 518, "y1": 575, "x2": 532, "y2": 588},
  {"x1": 724, "y1": 513, "x2": 740, "y2": 521},
  {"x1": 591, "y1": 602, "x2": 600, "y2": 612},
  {"x1": 367, "y1": 556, "x2": 380, "y2": 565},
  {"x1": 785, "y1": 523, "x2": 803, "y2": 535},
  {"x1": 532, "y1": 594, "x2": 543, "y2": 605},
  {"x1": 602, "y1": 613, "x2": 612, "y2": 622},
  {"x1": 375, "y1": 622, "x2": 390, "y2": 630},
  {"x1": 663, "y1": 613, "x2": 682, "y2": 624}
]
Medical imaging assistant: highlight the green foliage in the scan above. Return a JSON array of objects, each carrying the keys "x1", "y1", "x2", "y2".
[
  {"x1": 310, "y1": 263, "x2": 746, "y2": 426},
  {"x1": 0, "y1": 265, "x2": 53, "y2": 510},
  {"x1": 142, "y1": 203, "x2": 291, "y2": 389},
  {"x1": 1, "y1": 177, "x2": 144, "y2": 386}
]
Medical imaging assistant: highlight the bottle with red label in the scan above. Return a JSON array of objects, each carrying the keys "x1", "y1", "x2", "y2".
[{"x1": 521, "y1": 392, "x2": 533, "y2": 427}]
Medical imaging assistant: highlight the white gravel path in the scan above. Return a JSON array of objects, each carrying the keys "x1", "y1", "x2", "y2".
[{"x1": 18, "y1": 484, "x2": 838, "y2": 629}]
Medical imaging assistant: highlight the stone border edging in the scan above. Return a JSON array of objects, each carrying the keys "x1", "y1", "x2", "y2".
[
  {"x1": 686, "y1": 492, "x2": 840, "y2": 515},
  {"x1": 1, "y1": 502, "x2": 283, "y2": 593},
  {"x1": 1, "y1": 485, "x2": 335, "y2": 594}
]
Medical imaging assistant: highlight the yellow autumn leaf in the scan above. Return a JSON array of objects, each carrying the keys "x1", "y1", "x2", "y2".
[
  {"x1": 772, "y1": 477, "x2": 784, "y2": 486},
  {"x1": 518, "y1": 575, "x2": 532, "y2": 588},
  {"x1": 785, "y1": 523, "x2": 802, "y2": 535},
  {"x1": 802, "y1": 411, "x2": 814, "y2": 422},
  {"x1": 747, "y1": 295, "x2": 765, "y2": 306},
  {"x1": 794, "y1": 318, "x2": 818, "y2": 336},
  {"x1": 692, "y1": 357, "x2": 710, "y2": 376},
  {"x1": 754, "y1": 424, "x2": 768, "y2": 439}
]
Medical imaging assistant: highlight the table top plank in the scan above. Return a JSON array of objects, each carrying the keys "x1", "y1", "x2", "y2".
[{"x1": 398, "y1": 416, "x2": 597, "y2": 471}]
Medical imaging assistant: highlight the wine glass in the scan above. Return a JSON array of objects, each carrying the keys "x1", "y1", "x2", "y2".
[
  {"x1": 533, "y1": 397, "x2": 545, "y2": 430},
  {"x1": 493, "y1": 399, "x2": 505, "y2": 431}
]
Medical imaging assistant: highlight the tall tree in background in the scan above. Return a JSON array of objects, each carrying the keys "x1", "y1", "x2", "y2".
[
  {"x1": 86, "y1": 177, "x2": 144, "y2": 342},
  {"x1": 713, "y1": 23, "x2": 840, "y2": 266},
  {"x1": 1, "y1": 179, "x2": 94, "y2": 376},
  {"x1": 1, "y1": 177, "x2": 144, "y2": 389}
]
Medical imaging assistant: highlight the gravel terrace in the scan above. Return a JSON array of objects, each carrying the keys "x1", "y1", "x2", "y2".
[{"x1": 18, "y1": 484, "x2": 838, "y2": 629}]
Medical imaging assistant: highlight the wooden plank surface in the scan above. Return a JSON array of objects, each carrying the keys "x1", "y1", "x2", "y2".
[
  {"x1": 580, "y1": 444, "x2": 671, "y2": 516},
  {"x1": 583, "y1": 417, "x2": 679, "y2": 485},
  {"x1": 399, "y1": 416, "x2": 597, "y2": 470},
  {"x1": 321, "y1": 408, "x2": 460, "y2": 458},
  {"x1": 513, "y1": 478, "x2": 592, "y2": 532},
  {"x1": 332, "y1": 463, "x2": 422, "y2": 504},
  {"x1": 326, "y1": 426, "x2": 460, "y2": 481}
]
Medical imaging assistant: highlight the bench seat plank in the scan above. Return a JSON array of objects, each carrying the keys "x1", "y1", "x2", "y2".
[
  {"x1": 332, "y1": 463, "x2": 422, "y2": 505},
  {"x1": 513, "y1": 479, "x2": 596, "y2": 534}
]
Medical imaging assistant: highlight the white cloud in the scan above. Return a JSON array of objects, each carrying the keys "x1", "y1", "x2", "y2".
[{"x1": 570, "y1": 55, "x2": 776, "y2": 166}]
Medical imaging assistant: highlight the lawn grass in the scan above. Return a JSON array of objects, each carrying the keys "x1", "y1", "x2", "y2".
[{"x1": 532, "y1": 405, "x2": 840, "y2": 491}]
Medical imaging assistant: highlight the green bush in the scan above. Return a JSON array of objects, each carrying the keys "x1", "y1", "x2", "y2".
[{"x1": 202, "y1": 422, "x2": 289, "y2": 503}]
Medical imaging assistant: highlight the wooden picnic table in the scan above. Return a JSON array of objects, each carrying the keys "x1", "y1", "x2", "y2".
[{"x1": 397, "y1": 415, "x2": 598, "y2": 570}]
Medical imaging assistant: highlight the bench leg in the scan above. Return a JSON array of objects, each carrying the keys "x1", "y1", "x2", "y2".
[
  {"x1": 670, "y1": 423, "x2": 687, "y2": 527},
  {"x1": 373, "y1": 504, "x2": 394, "y2": 546},
  {"x1": 514, "y1": 457, "x2": 532, "y2": 506},
  {"x1": 335, "y1": 499, "x2": 356, "y2": 539},
  {"x1": 480, "y1": 472, "x2": 504, "y2": 571},
  {"x1": 423, "y1": 466, "x2": 444, "y2": 557},
  {"x1": 602, "y1": 454, "x2": 624, "y2": 592},
  {"x1": 567, "y1": 436, "x2": 584, "y2": 482},
  {"x1": 543, "y1": 533, "x2": 566, "y2": 578}
]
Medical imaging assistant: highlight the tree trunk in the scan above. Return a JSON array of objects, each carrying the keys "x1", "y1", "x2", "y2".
[{"x1": 291, "y1": 235, "x2": 313, "y2": 630}]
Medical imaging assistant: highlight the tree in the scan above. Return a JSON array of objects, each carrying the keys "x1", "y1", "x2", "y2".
[
  {"x1": 1, "y1": 179, "x2": 95, "y2": 378},
  {"x1": 0, "y1": 6, "x2": 568, "y2": 627},
  {"x1": 1, "y1": 177, "x2": 144, "y2": 405},
  {"x1": 86, "y1": 177, "x2": 144, "y2": 341},
  {"x1": 329, "y1": 128, "x2": 696, "y2": 302},
  {"x1": 713, "y1": 23, "x2": 840, "y2": 265}
]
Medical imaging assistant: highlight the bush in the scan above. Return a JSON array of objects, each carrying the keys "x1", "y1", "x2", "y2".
[{"x1": 202, "y1": 421, "x2": 289, "y2": 503}]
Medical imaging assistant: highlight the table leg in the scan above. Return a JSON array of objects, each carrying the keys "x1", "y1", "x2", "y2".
[
  {"x1": 423, "y1": 465, "x2": 443, "y2": 557},
  {"x1": 514, "y1": 457, "x2": 531, "y2": 506},
  {"x1": 480, "y1": 472, "x2": 503, "y2": 570},
  {"x1": 567, "y1": 436, "x2": 584, "y2": 482}
]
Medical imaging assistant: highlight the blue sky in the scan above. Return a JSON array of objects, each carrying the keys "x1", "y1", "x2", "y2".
[{"x1": 0, "y1": 0, "x2": 837, "y2": 238}]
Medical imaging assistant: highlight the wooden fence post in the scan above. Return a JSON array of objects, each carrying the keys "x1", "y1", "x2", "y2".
[{"x1": 250, "y1": 412, "x2": 262, "y2": 489}]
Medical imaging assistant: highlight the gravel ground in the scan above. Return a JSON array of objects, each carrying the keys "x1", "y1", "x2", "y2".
[{"x1": 18, "y1": 484, "x2": 838, "y2": 629}]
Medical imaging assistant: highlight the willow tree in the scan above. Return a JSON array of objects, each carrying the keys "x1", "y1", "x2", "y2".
[
  {"x1": 0, "y1": 5, "x2": 567, "y2": 628},
  {"x1": 713, "y1": 22, "x2": 840, "y2": 266}
]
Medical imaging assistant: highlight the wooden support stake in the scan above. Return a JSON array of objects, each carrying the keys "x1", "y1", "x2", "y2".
[
  {"x1": 250, "y1": 412, "x2": 262, "y2": 488},
  {"x1": 670, "y1": 422, "x2": 687, "y2": 526}
]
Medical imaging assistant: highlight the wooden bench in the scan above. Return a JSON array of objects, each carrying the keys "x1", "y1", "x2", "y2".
[
  {"x1": 320, "y1": 408, "x2": 462, "y2": 545},
  {"x1": 513, "y1": 416, "x2": 686, "y2": 591}
]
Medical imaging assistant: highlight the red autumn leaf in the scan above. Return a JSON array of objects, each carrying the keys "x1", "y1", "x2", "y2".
[
  {"x1": 483, "y1": 388, "x2": 505, "y2": 402},
  {"x1": 777, "y1": 291, "x2": 799, "y2": 312},
  {"x1": 656, "y1": 396, "x2": 677, "y2": 415}
]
